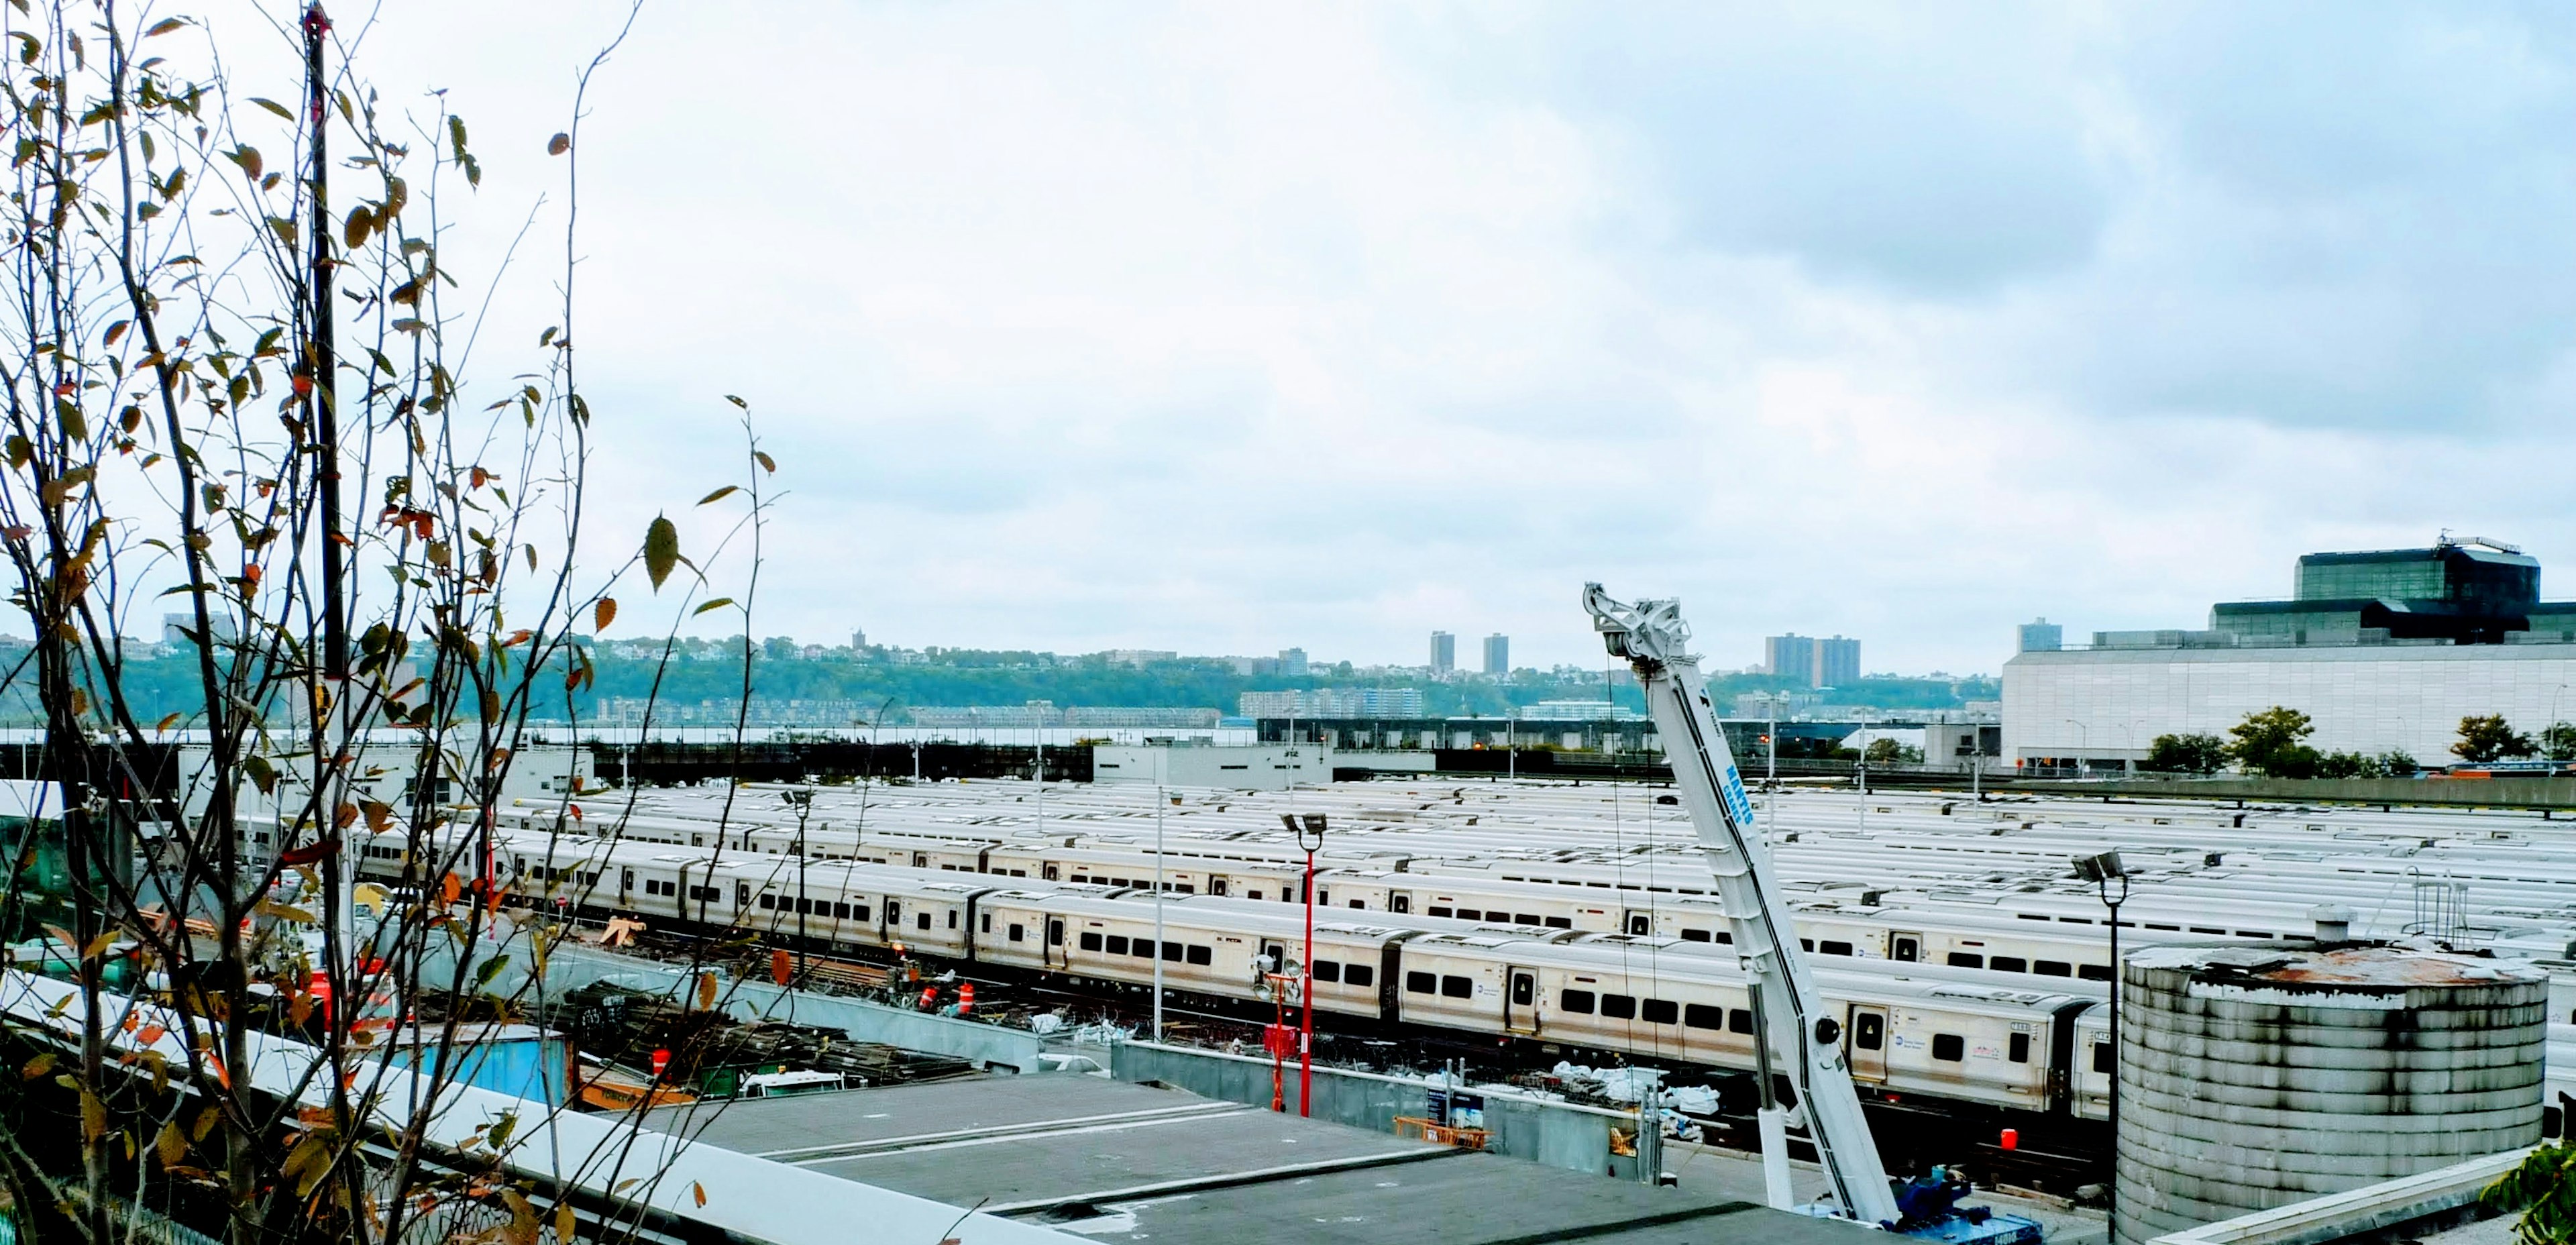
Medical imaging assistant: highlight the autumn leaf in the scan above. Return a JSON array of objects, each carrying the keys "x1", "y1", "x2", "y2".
[
  {"x1": 643, "y1": 516, "x2": 678, "y2": 591},
  {"x1": 594, "y1": 598, "x2": 616, "y2": 632}
]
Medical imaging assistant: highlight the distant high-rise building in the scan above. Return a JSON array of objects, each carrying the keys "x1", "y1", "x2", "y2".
[
  {"x1": 1278, "y1": 647, "x2": 1308, "y2": 677},
  {"x1": 1764, "y1": 634, "x2": 1817, "y2": 684},
  {"x1": 1482, "y1": 633, "x2": 1509, "y2": 675},
  {"x1": 1816, "y1": 636, "x2": 1860, "y2": 688},
  {"x1": 1430, "y1": 631, "x2": 1455, "y2": 674},
  {"x1": 851, "y1": 627, "x2": 869, "y2": 649},
  {"x1": 2017, "y1": 618, "x2": 2061, "y2": 653},
  {"x1": 1764, "y1": 633, "x2": 1860, "y2": 688}
]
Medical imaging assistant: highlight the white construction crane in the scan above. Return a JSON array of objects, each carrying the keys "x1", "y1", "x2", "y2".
[{"x1": 1584, "y1": 584, "x2": 1903, "y2": 1227}]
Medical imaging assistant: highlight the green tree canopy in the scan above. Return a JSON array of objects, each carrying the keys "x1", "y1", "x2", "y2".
[
  {"x1": 2453, "y1": 714, "x2": 2538, "y2": 764},
  {"x1": 2228, "y1": 706, "x2": 2320, "y2": 778},
  {"x1": 2144, "y1": 732, "x2": 2229, "y2": 775}
]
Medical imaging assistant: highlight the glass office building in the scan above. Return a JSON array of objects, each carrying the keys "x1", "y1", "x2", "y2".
[{"x1": 2003, "y1": 538, "x2": 2576, "y2": 770}]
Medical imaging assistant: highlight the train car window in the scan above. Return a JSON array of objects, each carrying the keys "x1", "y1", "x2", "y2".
[
  {"x1": 1313, "y1": 961, "x2": 1342, "y2": 983},
  {"x1": 1931, "y1": 1034, "x2": 1965, "y2": 1063},
  {"x1": 1048, "y1": 920, "x2": 1065, "y2": 946},
  {"x1": 1799, "y1": 938, "x2": 1815, "y2": 951},
  {"x1": 1853, "y1": 1012, "x2": 1884, "y2": 1050},
  {"x1": 1071, "y1": 874, "x2": 1089, "y2": 884},
  {"x1": 1437, "y1": 975, "x2": 1474, "y2": 999},
  {"x1": 759, "y1": 895, "x2": 775, "y2": 910},
  {"x1": 2008, "y1": 1032, "x2": 2031, "y2": 1063},
  {"x1": 1081, "y1": 932, "x2": 1104, "y2": 952},
  {"x1": 1389, "y1": 895, "x2": 1407, "y2": 912},
  {"x1": 851, "y1": 904, "x2": 869, "y2": 922},
  {"x1": 1010, "y1": 924, "x2": 1026, "y2": 943},
  {"x1": 948, "y1": 911, "x2": 959, "y2": 929},
  {"x1": 1407, "y1": 971, "x2": 1437, "y2": 994},
  {"x1": 1627, "y1": 914, "x2": 1651, "y2": 935},
  {"x1": 1562, "y1": 989, "x2": 1597, "y2": 1014},
  {"x1": 1715, "y1": 931, "x2": 1734, "y2": 944},
  {"x1": 1599, "y1": 994, "x2": 1635, "y2": 1020},
  {"x1": 1011, "y1": 869, "x2": 1028, "y2": 877},
  {"x1": 1162, "y1": 941, "x2": 1184, "y2": 962},
  {"x1": 1820, "y1": 941, "x2": 1854, "y2": 957},
  {"x1": 835, "y1": 902, "x2": 851, "y2": 920},
  {"x1": 2077, "y1": 965, "x2": 2113, "y2": 982},
  {"x1": 1455, "y1": 909, "x2": 1481, "y2": 922},
  {"x1": 1186, "y1": 945, "x2": 1212, "y2": 965},
  {"x1": 1946, "y1": 953, "x2": 1985, "y2": 969},
  {"x1": 1350, "y1": 900, "x2": 1366, "y2": 910},
  {"x1": 1042, "y1": 865, "x2": 1059, "y2": 880},
  {"x1": 2189, "y1": 926, "x2": 2226, "y2": 935},
  {"x1": 1544, "y1": 916, "x2": 1573, "y2": 929},
  {"x1": 981, "y1": 913, "x2": 992, "y2": 934},
  {"x1": 621, "y1": 869, "x2": 634, "y2": 891},
  {"x1": 2236, "y1": 930, "x2": 2271, "y2": 938},
  {"x1": 1106, "y1": 935, "x2": 1129, "y2": 955},
  {"x1": 1428, "y1": 906, "x2": 1452, "y2": 918},
  {"x1": 916, "y1": 912, "x2": 932, "y2": 931},
  {"x1": 1679, "y1": 929, "x2": 1711, "y2": 942},
  {"x1": 1131, "y1": 940, "x2": 1156, "y2": 959},
  {"x1": 885, "y1": 901, "x2": 901, "y2": 922},
  {"x1": 2034, "y1": 960, "x2": 2071, "y2": 977},
  {"x1": 1641, "y1": 999, "x2": 1678, "y2": 1025},
  {"x1": 1247, "y1": 890, "x2": 1264, "y2": 901},
  {"x1": 1177, "y1": 884, "x2": 1195, "y2": 895},
  {"x1": 2092, "y1": 1041, "x2": 2112, "y2": 1073},
  {"x1": 2145, "y1": 924, "x2": 2180, "y2": 932},
  {"x1": 1344, "y1": 964, "x2": 1373, "y2": 987},
  {"x1": 1684, "y1": 1004, "x2": 1723, "y2": 1030},
  {"x1": 1510, "y1": 975, "x2": 1535, "y2": 1006},
  {"x1": 1990, "y1": 956, "x2": 2029, "y2": 973},
  {"x1": 1729, "y1": 1008, "x2": 1754, "y2": 1034}
]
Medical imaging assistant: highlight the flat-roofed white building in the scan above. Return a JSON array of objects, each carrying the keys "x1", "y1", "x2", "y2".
[
  {"x1": 2002, "y1": 642, "x2": 2576, "y2": 770},
  {"x1": 1091, "y1": 743, "x2": 1332, "y2": 790}
]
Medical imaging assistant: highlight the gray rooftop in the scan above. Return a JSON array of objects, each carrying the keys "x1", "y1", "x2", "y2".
[{"x1": 641, "y1": 1074, "x2": 1872, "y2": 1245}]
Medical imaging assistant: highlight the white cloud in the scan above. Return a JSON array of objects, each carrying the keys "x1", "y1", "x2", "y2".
[{"x1": 302, "y1": 1, "x2": 2576, "y2": 675}]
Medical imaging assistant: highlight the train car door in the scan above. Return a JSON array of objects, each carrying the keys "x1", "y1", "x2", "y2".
[
  {"x1": 1621, "y1": 910, "x2": 1652, "y2": 936},
  {"x1": 1504, "y1": 967, "x2": 1540, "y2": 1034},
  {"x1": 1388, "y1": 891, "x2": 1411, "y2": 914},
  {"x1": 1208, "y1": 875, "x2": 1229, "y2": 897},
  {"x1": 1846, "y1": 1005, "x2": 1889, "y2": 1083},
  {"x1": 1888, "y1": 932, "x2": 1923, "y2": 963}
]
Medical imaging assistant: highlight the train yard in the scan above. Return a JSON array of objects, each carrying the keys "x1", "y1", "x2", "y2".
[{"x1": 336, "y1": 773, "x2": 2576, "y2": 1197}]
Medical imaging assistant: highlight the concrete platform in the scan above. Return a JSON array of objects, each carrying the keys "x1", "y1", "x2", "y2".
[{"x1": 641, "y1": 1075, "x2": 1878, "y2": 1244}]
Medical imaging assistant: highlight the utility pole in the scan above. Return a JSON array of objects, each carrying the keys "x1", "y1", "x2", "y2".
[
  {"x1": 2076, "y1": 851, "x2": 2133, "y2": 1238},
  {"x1": 1152, "y1": 780, "x2": 1167, "y2": 1040},
  {"x1": 1283, "y1": 813, "x2": 1326, "y2": 1117}
]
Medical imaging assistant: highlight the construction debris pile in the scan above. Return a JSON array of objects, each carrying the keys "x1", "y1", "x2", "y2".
[{"x1": 542, "y1": 981, "x2": 981, "y2": 1107}]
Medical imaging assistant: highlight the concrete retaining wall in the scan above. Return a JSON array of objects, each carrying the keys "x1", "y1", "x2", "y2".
[{"x1": 1109, "y1": 1040, "x2": 1633, "y2": 1178}]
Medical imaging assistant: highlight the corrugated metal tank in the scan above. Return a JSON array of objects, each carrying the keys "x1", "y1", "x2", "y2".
[{"x1": 2115, "y1": 942, "x2": 2546, "y2": 1245}]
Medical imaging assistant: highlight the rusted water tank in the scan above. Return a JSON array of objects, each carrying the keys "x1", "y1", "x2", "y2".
[{"x1": 2115, "y1": 943, "x2": 2546, "y2": 1245}]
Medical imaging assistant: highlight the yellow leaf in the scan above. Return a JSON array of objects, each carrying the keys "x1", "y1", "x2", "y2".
[
  {"x1": 692, "y1": 1181, "x2": 706, "y2": 1207},
  {"x1": 155, "y1": 1120, "x2": 186, "y2": 1167}
]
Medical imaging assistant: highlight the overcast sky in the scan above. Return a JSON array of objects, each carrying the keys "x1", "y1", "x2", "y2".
[{"x1": 320, "y1": 2, "x2": 2576, "y2": 675}]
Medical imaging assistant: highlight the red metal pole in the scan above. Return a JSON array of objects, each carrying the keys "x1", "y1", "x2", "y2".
[{"x1": 1301, "y1": 847, "x2": 1314, "y2": 1117}]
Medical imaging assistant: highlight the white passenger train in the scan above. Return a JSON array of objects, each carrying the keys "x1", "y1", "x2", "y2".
[{"x1": 356, "y1": 822, "x2": 2106, "y2": 1124}]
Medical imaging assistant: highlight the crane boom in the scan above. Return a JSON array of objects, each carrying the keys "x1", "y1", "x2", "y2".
[{"x1": 1584, "y1": 584, "x2": 1900, "y2": 1226}]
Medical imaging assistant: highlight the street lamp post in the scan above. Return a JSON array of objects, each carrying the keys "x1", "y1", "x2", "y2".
[
  {"x1": 2074, "y1": 850, "x2": 2133, "y2": 1236},
  {"x1": 1153, "y1": 779, "x2": 1167, "y2": 1040},
  {"x1": 2064, "y1": 718, "x2": 2090, "y2": 777},
  {"x1": 1283, "y1": 812, "x2": 1327, "y2": 1117}
]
